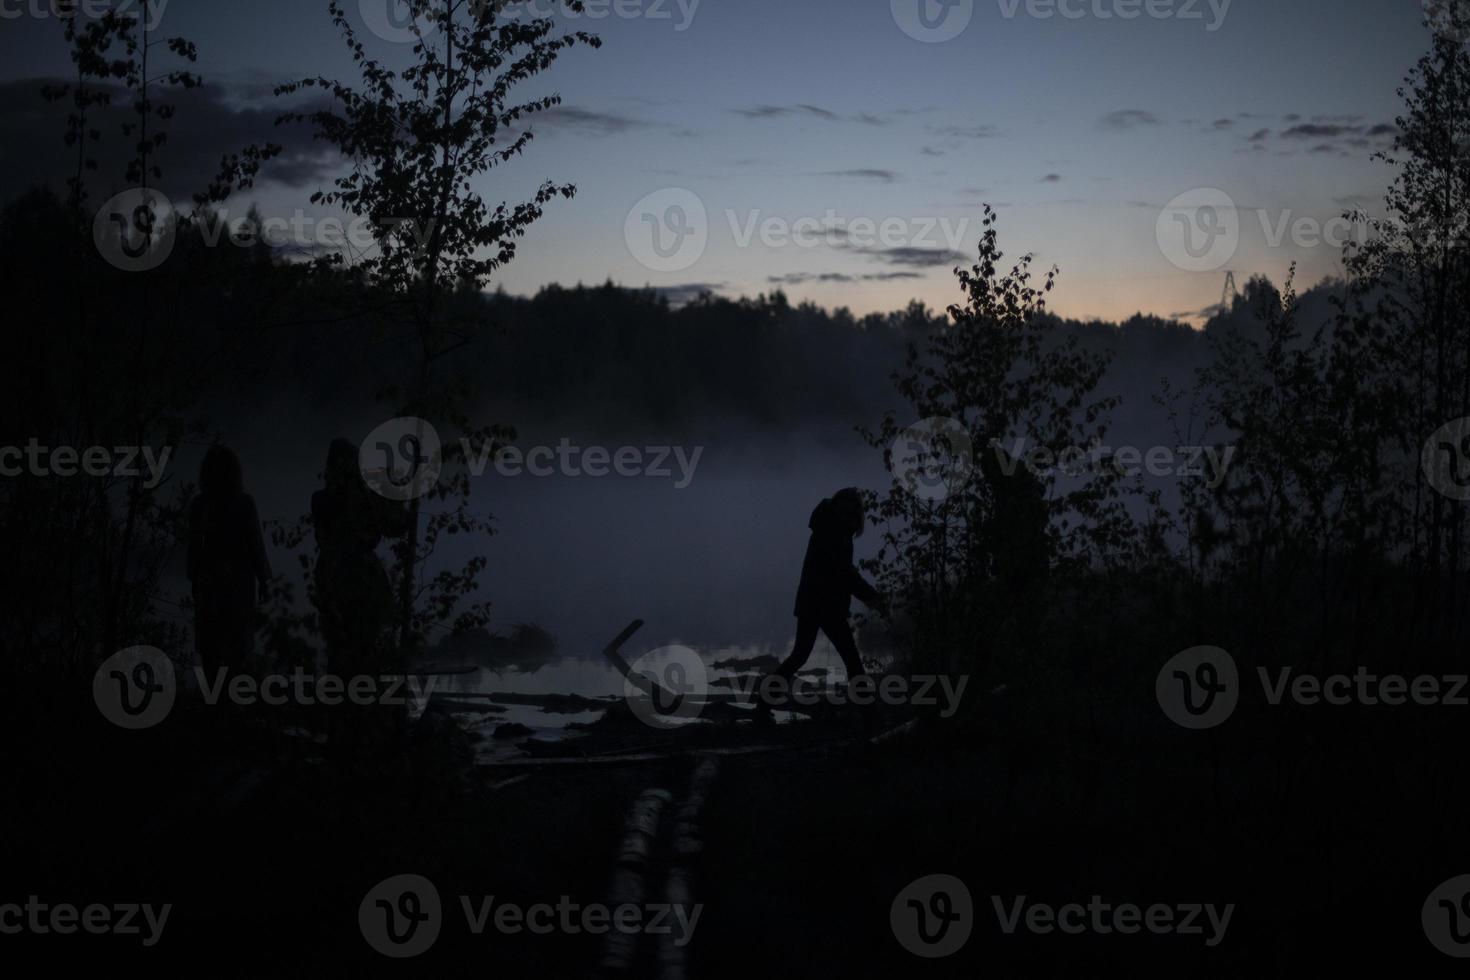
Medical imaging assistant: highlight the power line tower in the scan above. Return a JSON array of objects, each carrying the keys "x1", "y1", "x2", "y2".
[{"x1": 1220, "y1": 271, "x2": 1239, "y2": 311}]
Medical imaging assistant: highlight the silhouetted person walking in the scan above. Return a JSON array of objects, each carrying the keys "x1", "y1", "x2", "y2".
[
  {"x1": 762, "y1": 488, "x2": 885, "y2": 718},
  {"x1": 312, "y1": 438, "x2": 408, "y2": 675},
  {"x1": 188, "y1": 446, "x2": 271, "y2": 677}
]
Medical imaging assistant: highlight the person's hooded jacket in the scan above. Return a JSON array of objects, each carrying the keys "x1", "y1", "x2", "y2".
[{"x1": 793, "y1": 492, "x2": 882, "y2": 620}]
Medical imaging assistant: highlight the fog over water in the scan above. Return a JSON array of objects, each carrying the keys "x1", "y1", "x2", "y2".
[
  {"x1": 150, "y1": 279, "x2": 1310, "y2": 676},
  {"x1": 164, "y1": 409, "x2": 890, "y2": 668}
]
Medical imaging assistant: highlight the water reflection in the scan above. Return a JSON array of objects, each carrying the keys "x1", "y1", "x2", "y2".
[{"x1": 434, "y1": 641, "x2": 871, "y2": 757}]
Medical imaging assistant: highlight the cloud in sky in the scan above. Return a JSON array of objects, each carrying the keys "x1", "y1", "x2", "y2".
[
  {"x1": 1099, "y1": 109, "x2": 1161, "y2": 130},
  {"x1": 0, "y1": 78, "x2": 337, "y2": 198},
  {"x1": 768, "y1": 271, "x2": 924, "y2": 285},
  {"x1": 535, "y1": 106, "x2": 653, "y2": 136},
  {"x1": 732, "y1": 104, "x2": 895, "y2": 125},
  {"x1": 735, "y1": 103, "x2": 841, "y2": 121},
  {"x1": 921, "y1": 122, "x2": 1002, "y2": 157},
  {"x1": 928, "y1": 124, "x2": 1001, "y2": 140},
  {"x1": 1254, "y1": 116, "x2": 1397, "y2": 156},
  {"x1": 856, "y1": 245, "x2": 966, "y2": 268},
  {"x1": 815, "y1": 168, "x2": 899, "y2": 182},
  {"x1": 1282, "y1": 123, "x2": 1360, "y2": 138}
]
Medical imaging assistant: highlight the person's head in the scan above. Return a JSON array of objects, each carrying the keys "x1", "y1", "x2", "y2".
[
  {"x1": 831, "y1": 487, "x2": 865, "y2": 537},
  {"x1": 199, "y1": 445, "x2": 243, "y2": 499}
]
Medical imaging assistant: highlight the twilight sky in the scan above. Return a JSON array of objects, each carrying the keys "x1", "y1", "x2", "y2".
[{"x1": 0, "y1": 0, "x2": 1446, "y2": 323}]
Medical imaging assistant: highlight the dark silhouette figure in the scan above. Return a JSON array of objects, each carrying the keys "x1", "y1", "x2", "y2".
[
  {"x1": 770, "y1": 488, "x2": 885, "y2": 686},
  {"x1": 311, "y1": 438, "x2": 408, "y2": 675},
  {"x1": 188, "y1": 446, "x2": 271, "y2": 677}
]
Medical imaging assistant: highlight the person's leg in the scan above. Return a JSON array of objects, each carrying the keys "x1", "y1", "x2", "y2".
[
  {"x1": 820, "y1": 618, "x2": 879, "y2": 732},
  {"x1": 820, "y1": 617, "x2": 866, "y2": 679},
  {"x1": 756, "y1": 618, "x2": 820, "y2": 714},
  {"x1": 774, "y1": 617, "x2": 821, "y2": 679}
]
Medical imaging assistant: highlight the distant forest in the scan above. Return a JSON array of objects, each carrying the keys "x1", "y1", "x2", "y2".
[{"x1": 0, "y1": 178, "x2": 1307, "y2": 437}]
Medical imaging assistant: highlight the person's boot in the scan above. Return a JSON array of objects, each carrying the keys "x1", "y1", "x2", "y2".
[{"x1": 752, "y1": 674, "x2": 778, "y2": 726}]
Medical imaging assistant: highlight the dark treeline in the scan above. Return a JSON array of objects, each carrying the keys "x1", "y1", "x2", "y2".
[{"x1": 0, "y1": 185, "x2": 1305, "y2": 439}]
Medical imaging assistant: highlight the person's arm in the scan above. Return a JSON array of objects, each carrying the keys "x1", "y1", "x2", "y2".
[
  {"x1": 814, "y1": 526, "x2": 884, "y2": 611},
  {"x1": 847, "y1": 566, "x2": 883, "y2": 611}
]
